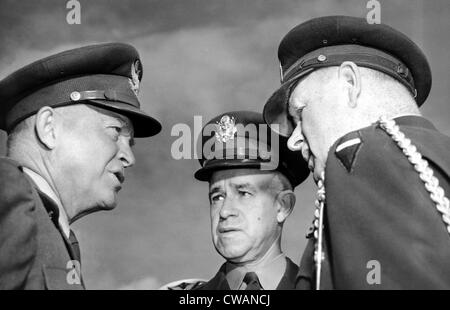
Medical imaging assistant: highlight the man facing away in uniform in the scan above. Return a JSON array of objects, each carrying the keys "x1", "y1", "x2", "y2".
[
  {"x1": 264, "y1": 16, "x2": 450, "y2": 289},
  {"x1": 0, "y1": 43, "x2": 161, "y2": 289},
  {"x1": 189, "y1": 111, "x2": 309, "y2": 290}
]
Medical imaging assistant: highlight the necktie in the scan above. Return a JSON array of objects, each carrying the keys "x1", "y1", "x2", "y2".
[
  {"x1": 69, "y1": 230, "x2": 81, "y2": 264},
  {"x1": 243, "y1": 272, "x2": 263, "y2": 290}
]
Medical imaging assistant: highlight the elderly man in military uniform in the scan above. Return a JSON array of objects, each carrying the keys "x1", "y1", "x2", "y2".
[
  {"x1": 264, "y1": 16, "x2": 450, "y2": 289},
  {"x1": 187, "y1": 110, "x2": 309, "y2": 290},
  {"x1": 0, "y1": 43, "x2": 161, "y2": 289}
]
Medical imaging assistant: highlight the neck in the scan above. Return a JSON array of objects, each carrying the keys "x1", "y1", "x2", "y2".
[
  {"x1": 10, "y1": 148, "x2": 74, "y2": 222},
  {"x1": 332, "y1": 96, "x2": 422, "y2": 148},
  {"x1": 231, "y1": 234, "x2": 283, "y2": 268},
  {"x1": 315, "y1": 97, "x2": 422, "y2": 180},
  {"x1": 356, "y1": 93, "x2": 421, "y2": 128}
]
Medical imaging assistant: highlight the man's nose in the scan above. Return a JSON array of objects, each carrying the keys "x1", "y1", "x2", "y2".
[
  {"x1": 219, "y1": 196, "x2": 238, "y2": 219},
  {"x1": 287, "y1": 122, "x2": 304, "y2": 152},
  {"x1": 118, "y1": 141, "x2": 136, "y2": 168}
]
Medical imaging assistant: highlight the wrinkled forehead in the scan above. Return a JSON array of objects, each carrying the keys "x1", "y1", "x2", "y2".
[{"x1": 88, "y1": 105, "x2": 134, "y2": 134}]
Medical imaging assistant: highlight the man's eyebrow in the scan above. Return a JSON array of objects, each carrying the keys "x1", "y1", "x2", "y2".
[
  {"x1": 288, "y1": 103, "x2": 305, "y2": 123},
  {"x1": 209, "y1": 184, "x2": 223, "y2": 195},
  {"x1": 288, "y1": 104, "x2": 297, "y2": 117},
  {"x1": 289, "y1": 100, "x2": 305, "y2": 113},
  {"x1": 117, "y1": 116, "x2": 133, "y2": 130},
  {"x1": 114, "y1": 115, "x2": 135, "y2": 141},
  {"x1": 232, "y1": 182, "x2": 257, "y2": 191},
  {"x1": 107, "y1": 112, "x2": 130, "y2": 127}
]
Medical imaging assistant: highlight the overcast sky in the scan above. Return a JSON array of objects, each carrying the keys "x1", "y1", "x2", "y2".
[{"x1": 0, "y1": 0, "x2": 449, "y2": 289}]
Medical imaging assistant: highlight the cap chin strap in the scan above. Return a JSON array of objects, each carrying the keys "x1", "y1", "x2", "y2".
[
  {"x1": 379, "y1": 116, "x2": 450, "y2": 234},
  {"x1": 281, "y1": 45, "x2": 417, "y2": 99},
  {"x1": 69, "y1": 90, "x2": 137, "y2": 106},
  {"x1": 313, "y1": 172, "x2": 326, "y2": 290}
]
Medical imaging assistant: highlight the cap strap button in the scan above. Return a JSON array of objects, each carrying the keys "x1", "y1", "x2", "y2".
[
  {"x1": 70, "y1": 91, "x2": 81, "y2": 101},
  {"x1": 317, "y1": 54, "x2": 327, "y2": 62},
  {"x1": 397, "y1": 65, "x2": 406, "y2": 75}
]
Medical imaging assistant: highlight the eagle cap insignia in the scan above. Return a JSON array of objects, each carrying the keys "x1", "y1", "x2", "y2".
[
  {"x1": 129, "y1": 59, "x2": 141, "y2": 96},
  {"x1": 215, "y1": 115, "x2": 237, "y2": 143}
]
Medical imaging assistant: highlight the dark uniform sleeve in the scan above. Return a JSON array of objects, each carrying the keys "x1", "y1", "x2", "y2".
[
  {"x1": 324, "y1": 126, "x2": 450, "y2": 289},
  {"x1": 0, "y1": 159, "x2": 37, "y2": 289}
]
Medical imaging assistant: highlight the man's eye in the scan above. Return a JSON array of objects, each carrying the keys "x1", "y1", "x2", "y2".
[
  {"x1": 210, "y1": 194, "x2": 224, "y2": 203},
  {"x1": 239, "y1": 190, "x2": 252, "y2": 197},
  {"x1": 295, "y1": 106, "x2": 305, "y2": 121},
  {"x1": 108, "y1": 126, "x2": 122, "y2": 140}
]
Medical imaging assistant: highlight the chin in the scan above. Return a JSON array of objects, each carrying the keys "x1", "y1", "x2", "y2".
[
  {"x1": 220, "y1": 250, "x2": 246, "y2": 263},
  {"x1": 71, "y1": 193, "x2": 117, "y2": 222},
  {"x1": 87, "y1": 198, "x2": 117, "y2": 212},
  {"x1": 312, "y1": 170, "x2": 320, "y2": 183},
  {"x1": 100, "y1": 198, "x2": 118, "y2": 210},
  {"x1": 216, "y1": 242, "x2": 249, "y2": 262},
  {"x1": 97, "y1": 189, "x2": 119, "y2": 209}
]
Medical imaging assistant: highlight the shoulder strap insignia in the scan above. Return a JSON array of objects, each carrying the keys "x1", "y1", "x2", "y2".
[{"x1": 334, "y1": 131, "x2": 363, "y2": 173}]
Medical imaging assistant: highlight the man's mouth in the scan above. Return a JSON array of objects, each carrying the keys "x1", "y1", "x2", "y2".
[
  {"x1": 307, "y1": 156, "x2": 315, "y2": 172},
  {"x1": 113, "y1": 171, "x2": 125, "y2": 185},
  {"x1": 300, "y1": 142, "x2": 315, "y2": 171},
  {"x1": 218, "y1": 226, "x2": 240, "y2": 234}
]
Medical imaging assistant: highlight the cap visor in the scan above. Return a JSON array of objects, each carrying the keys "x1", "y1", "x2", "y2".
[
  {"x1": 263, "y1": 68, "x2": 313, "y2": 138},
  {"x1": 195, "y1": 160, "x2": 269, "y2": 182},
  {"x1": 263, "y1": 86, "x2": 292, "y2": 137}
]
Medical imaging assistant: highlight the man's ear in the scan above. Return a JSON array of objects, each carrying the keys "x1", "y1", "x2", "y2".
[
  {"x1": 276, "y1": 190, "x2": 296, "y2": 224},
  {"x1": 35, "y1": 106, "x2": 57, "y2": 150},
  {"x1": 338, "y1": 61, "x2": 361, "y2": 108}
]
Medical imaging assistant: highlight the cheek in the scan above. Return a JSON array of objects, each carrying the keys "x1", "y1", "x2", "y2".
[
  {"x1": 210, "y1": 206, "x2": 223, "y2": 237},
  {"x1": 86, "y1": 131, "x2": 119, "y2": 161},
  {"x1": 210, "y1": 208, "x2": 219, "y2": 229},
  {"x1": 301, "y1": 105, "x2": 327, "y2": 146},
  {"x1": 246, "y1": 203, "x2": 276, "y2": 236},
  {"x1": 59, "y1": 133, "x2": 117, "y2": 178}
]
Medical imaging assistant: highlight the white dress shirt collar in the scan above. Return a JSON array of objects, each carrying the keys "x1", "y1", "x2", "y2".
[
  {"x1": 23, "y1": 167, "x2": 70, "y2": 238},
  {"x1": 225, "y1": 238, "x2": 286, "y2": 290}
]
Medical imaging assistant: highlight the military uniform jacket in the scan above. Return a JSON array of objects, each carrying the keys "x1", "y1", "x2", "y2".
[
  {"x1": 196, "y1": 257, "x2": 299, "y2": 290},
  {"x1": 297, "y1": 116, "x2": 450, "y2": 289},
  {"x1": 0, "y1": 158, "x2": 84, "y2": 289}
]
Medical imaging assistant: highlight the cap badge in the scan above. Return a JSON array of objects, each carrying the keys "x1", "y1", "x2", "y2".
[
  {"x1": 215, "y1": 115, "x2": 237, "y2": 143},
  {"x1": 129, "y1": 59, "x2": 141, "y2": 96}
]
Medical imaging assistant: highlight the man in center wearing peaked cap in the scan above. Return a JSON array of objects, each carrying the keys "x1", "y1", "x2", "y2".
[
  {"x1": 0, "y1": 43, "x2": 161, "y2": 289},
  {"x1": 189, "y1": 111, "x2": 309, "y2": 290},
  {"x1": 264, "y1": 16, "x2": 450, "y2": 289}
]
